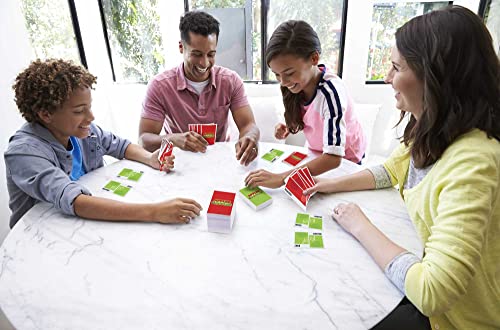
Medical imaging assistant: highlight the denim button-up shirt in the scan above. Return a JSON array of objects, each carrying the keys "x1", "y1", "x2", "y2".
[{"x1": 4, "y1": 122, "x2": 131, "y2": 228}]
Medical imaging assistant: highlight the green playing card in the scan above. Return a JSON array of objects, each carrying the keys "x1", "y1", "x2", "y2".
[
  {"x1": 308, "y1": 216, "x2": 323, "y2": 230},
  {"x1": 309, "y1": 234, "x2": 324, "y2": 248},
  {"x1": 239, "y1": 186, "x2": 272, "y2": 210},
  {"x1": 103, "y1": 180, "x2": 121, "y2": 191},
  {"x1": 261, "y1": 152, "x2": 277, "y2": 162},
  {"x1": 118, "y1": 168, "x2": 133, "y2": 177},
  {"x1": 294, "y1": 232, "x2": 309, "y2": 245},
  {"x1": 270, "y1": 148, "x2": 284, "y2": 156},
  {"x1": 127, "y1": 171, "x2": 143, "y2": 181},
  {"x1": 261, "y1": 148, "x2": 285, "y2": 162},
  {"x1": 295, "y1": 213, "x2": 310, "y2": 227},
  {"x1": 113, "y1": 184, "x2": 131, "y2": 197}
]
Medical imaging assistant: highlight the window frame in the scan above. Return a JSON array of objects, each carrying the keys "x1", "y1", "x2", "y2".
[
  {"x1": 90, "y1": 0, "x2": 348, "y2": 83},
  {"x1": 363, "y1": 0, "x2": 489, "y2": 85},
  {"x1": 69, "y1": 0, "x2": 489, "y2": 83},
  {"x1": 68, "y1": 0, "x2": 88, "y2": 68}
]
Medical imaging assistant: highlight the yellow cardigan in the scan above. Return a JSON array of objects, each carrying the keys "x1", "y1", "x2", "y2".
[{"x1": 383, "y1": 129, "x2": 500, "y2": 330}]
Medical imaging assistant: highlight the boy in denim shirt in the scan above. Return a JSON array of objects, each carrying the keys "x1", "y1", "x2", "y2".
[{"x1": 5, "y1": 59, "x2": 201, "y2": 228}]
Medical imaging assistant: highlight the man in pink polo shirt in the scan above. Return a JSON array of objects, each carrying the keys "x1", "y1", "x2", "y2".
[{"x1": 139, "y1": 11, "x2": 260, "y2": 166}]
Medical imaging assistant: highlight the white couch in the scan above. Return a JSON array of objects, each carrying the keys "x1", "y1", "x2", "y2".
[
  {"x1": 94, "y1": 83, "x2": 394, "y2": 166},
  {"x1": 236, "y1": 83, "x2": 389, "y2": 166}
]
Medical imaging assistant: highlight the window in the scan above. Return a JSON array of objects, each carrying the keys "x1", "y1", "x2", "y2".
[
  {"x1": 267, "y1": 0, "x2": 346, "y2": 81},
  {"x1": 98, "y1": 0, "x2": 347, "y2": 82},
  {"x1": 20, "y1": 0, "x2": 80, "y2": 63},
  {"x1": 190, "y1": 0, "x2": 256, "y2": 80},
  {"x1": 100, "y1": 0, "x2": 166, "y2": 82},
  {"x1": 191, "y1": 0, "x2": 346, "y2": 81},
  {"x1": 481, "y1": 0, "x2": 500, "y2": 56},
  {"x1": 366, "y1": 1, "x2": 449, "y2": 82}
]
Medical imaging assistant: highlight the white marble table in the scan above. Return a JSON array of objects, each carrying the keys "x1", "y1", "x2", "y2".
[{"x1": 0, "y1": 142, "x2": 422, "y2": 330}]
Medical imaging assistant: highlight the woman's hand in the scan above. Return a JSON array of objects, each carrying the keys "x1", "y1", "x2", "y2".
[
  {"x1": 274, "y1": 123, "x2": 289, "y2": 140},
  {"x1": 332, "y1": 203, "x2": 371, "y2": 236},
  {"x1": 152, "y1": 198, "x2": 202, "y2": 224},
  {"x1": 303, "y1": 177, "x2": 336, "y2": 195},
  {"x1": 245, "y1": 169, "x2": 285, "y2": 189},
  {"x1": 150, "y1": 149, "x2": 175, "y2": 172}
]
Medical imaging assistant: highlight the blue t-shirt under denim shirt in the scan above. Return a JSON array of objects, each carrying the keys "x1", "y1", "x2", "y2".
[{"x1": 69, "y1": 136, "x2": 86, "y2": 181}]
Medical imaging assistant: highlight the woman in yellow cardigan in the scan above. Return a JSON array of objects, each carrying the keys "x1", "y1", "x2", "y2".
[{"x1": 304, "y1": 6, "x2": 500, "y2": 330}]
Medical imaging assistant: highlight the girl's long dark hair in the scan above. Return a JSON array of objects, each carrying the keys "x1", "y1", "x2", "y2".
[
  {"x1": 396, "y1": 5, "x2": 500, "y2": 167},
  {"x1": 265, "y1": 20, "x2": 321, "y2": 134}
]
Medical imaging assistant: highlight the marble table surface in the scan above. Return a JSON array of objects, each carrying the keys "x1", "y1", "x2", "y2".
[{"x1": 0, "y1": 142, "x2": 422, "y2": 330}]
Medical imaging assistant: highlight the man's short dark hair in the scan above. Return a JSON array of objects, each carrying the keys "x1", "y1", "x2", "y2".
[{"x1": 179, "y1": 11, "x2": 220, "y2": 44}]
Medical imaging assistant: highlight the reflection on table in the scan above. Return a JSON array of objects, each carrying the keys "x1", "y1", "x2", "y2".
[{"x1": 0, "y1": 142, "x2": 422, "y2": 330}]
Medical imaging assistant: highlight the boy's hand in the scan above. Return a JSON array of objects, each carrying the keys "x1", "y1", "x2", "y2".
[
  {"x1": 151, "y1": 149, "x2": 175, "y2": 172},
  {"x1": 152, "y1": 198, "x2": 202, "y2": 223}
]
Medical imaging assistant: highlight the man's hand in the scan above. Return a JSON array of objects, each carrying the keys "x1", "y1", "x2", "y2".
[
  {"x1": 170, "y1": 132, "x2": 208, "y2": 153},
  {"x1": 235, "y1": 136, "x2": 258, "y2": 166}
]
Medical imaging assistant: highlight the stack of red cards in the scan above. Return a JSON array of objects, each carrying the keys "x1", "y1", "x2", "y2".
[
  {"x1": 158, "y1": 138, "x2": 174, "y2": 171},
  {"x1": 188, "y1": 123, "x2": 217, "y2": 145},
  {"x1": 282, "y1": 151, "x2": 308, "y2": 166},
  {"x1": 284, "y1": 167, "x2": 316, "y2": 211},
  {"x1": 207, "y1": 190, "x2": 236, "y2": 234}
]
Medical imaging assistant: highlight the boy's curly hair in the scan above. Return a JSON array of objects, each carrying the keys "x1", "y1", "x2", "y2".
[{"x1": 12, "y1": 59, "x2": 97, "y2": 123}]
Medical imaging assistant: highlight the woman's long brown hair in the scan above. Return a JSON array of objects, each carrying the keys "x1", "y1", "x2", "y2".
[{"x1": 395, "y1": 5, "x2": 500, "y2": 167}]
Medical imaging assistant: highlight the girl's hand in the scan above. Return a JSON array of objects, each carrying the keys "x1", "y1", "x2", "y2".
[
  {"x1": 332, "y1": 203, "x2": 371, "y2": 235},
  {"x1": 245, "y1": 169, "x2": 285, "y2": 189},
  {"x1": 303, "y1": 177, "x2": 335, "y2": 195},
  {"x1": 150, "y1": 149, "x2": 175, "y2": 172},
  {"x1": 274, "y1": 123, "x2": 289, "y2": 140}
]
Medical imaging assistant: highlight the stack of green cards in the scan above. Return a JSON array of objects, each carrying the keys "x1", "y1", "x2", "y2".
[
  {"x1": 294, "y1": 213, "x2": 324, "y2": 248},
  {"x1": 103, "y1": 180, "x2": 132, "y2": 197},
  {"x1": 117, "y1": 168, "x2": 143, "y2": 181},
  {"x1": 239, "y1": 186, "x2": 273, "y2": 211},
  {"x1": 261, "y1": 148, "x2": 285, "y2": 162}
]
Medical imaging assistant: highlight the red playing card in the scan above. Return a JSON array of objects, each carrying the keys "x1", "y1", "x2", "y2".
[
  {"x1": 287, "y1": 169, "x2": 306, "y2": 190},
  {"x1": 284, "y1": 175, "x2": 310, "y2": 210},
  {"x1": 158, "y1": 139, "x2": 173, "y2": 171},
  {"x1": 188, "y1": 123, "x2": 217, "y2": 145},
  {"x1": 298, "y1": 167, "x2": 315, "y2": 188},
  {"x1": 207, "y1": 191, "x2": 236, "y2": 217},
  {"x1": 201, "y1": 123, "x2": 217, "y2": 145},
  {"x1": 283, "y1": 151, "x2": 307, "y2": 166},
  {"x1": 294, "y1": 171, "x2": 311, "y2": 190}
]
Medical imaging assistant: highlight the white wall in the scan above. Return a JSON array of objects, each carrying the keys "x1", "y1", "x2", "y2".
[{"x1": 0, "y1": 1, "x2": 34, "y2": 244}]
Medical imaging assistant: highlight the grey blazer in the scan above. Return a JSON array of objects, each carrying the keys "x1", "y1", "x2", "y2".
[{"x1": 4, "y1": 122, "x2": 131, "y2": 228}]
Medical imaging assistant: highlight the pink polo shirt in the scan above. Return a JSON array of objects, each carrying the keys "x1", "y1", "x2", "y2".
[
  {"x1": 142, "y1": 63, "x2": 249, "y2": 141},
  {"x1": 302, "y1": 65, "x2": 366, "y2": 163}
]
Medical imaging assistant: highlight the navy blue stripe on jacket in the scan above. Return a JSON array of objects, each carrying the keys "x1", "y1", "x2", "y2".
[{"x1": 319, "y1": 80, "x2": 343, "y2": 147}]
